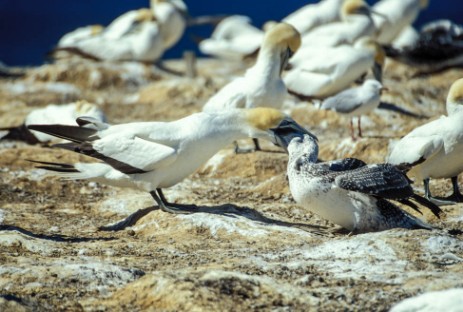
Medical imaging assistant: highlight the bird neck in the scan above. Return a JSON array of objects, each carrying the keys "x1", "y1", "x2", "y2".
[
  {"x1": 248, "y1": 46, "x2": 283, "y2": 82},
  {"x1": 288, "y1": 138, "x2": 319, "y2": 166},
  {"x1": 446, "y1": 101, "x2": 463, "y2": 115}
]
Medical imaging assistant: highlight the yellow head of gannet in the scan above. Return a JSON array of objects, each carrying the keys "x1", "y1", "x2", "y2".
[
  {"x1": 446, "y1": 78, "x2": 463, "y2": 114},
  {"x1": 341, "y1": 0, "x2": 371, "y2": 20},
  {"x1": 90, "y1": 25, "x2": 104, "y2": 36},
  {"x1": 420, "y1": 0, "x2": 430, "y2": 9},
  {"x1": 135, "y1": 8, "x2": 156, "y2": 22},
  {"x1": 261, "y1": 23, "x2": 301, "y2": 74}
]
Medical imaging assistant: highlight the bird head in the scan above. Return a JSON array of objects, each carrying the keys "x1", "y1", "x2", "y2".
[
  {"x1": 244, "y1": 108, "x2": 317, "y2": 152},
  {"x1": 150, "y1": 0, "x2": 188, "y2": 14},
  {"x1": 341, "y1": 0, "x2": 370, "y2": 19},
  {"x1": 420, "y1": 0, "x2": 429, "y2": 9},
  {"x1": 446, "y1": 78, "x2": 463, "y2": 115},
  {"x1": 261, "y1": 23, "x2": 301, "y2": 74},
  {"x1": 90, "y1": 25, "x2": 104, "y2": 36},
  {"x1": 135, "y1": 8, "x2": 156, "y2": 22}
]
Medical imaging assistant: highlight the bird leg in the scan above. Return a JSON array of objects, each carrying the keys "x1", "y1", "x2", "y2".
[
  {"x1": 423, "y1": 178, "x2": 432, "y2": 199},
  {"x1": 99, "y1": 206, "x2": 159, "y2": 231},
  {"x1": 449, "y1": 176, "x2": 463, "y2": 202},
  {"x1": 234, "y1": 139, "x2": 261, "y2": 154},
  {"x1": 357, "y1": 116, "x2": 363, "y2": 138},
  {"x1": 349, "y1": 119, "x2": 356, "y2": 141},
  {"x1": 152, "y1": 188, "x2": 197, "y2": 214},
  {"x1": 432, "y1": 176, "x2": 463, "y2": 204}
]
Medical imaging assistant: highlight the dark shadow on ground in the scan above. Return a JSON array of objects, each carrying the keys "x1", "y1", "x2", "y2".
[{"x1": 99, "y1": 204, "x2": 332, "y2": 236}]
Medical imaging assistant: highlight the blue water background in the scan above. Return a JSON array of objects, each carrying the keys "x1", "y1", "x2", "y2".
[{"x1": 0, "y1": 0, "x2": 462, "y2": 65}]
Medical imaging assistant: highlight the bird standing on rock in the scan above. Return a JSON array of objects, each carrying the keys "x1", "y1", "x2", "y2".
[
  {"x1": 388, "y1": 78, "x2": 463, "y2": 204},
  {"x1": 320, "y1": 79, "x2": 386, "y2": 140},
  {"x1": 28, "y1": 108, "x2": 310, "y2": 230},
  {"x1": 203, "y1": 23, "x2": 301, "y2": 152}
]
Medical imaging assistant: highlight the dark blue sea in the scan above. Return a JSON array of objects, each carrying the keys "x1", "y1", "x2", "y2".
[{"x1": 0, "y1": 0, "x2": 462, "y2": 65}]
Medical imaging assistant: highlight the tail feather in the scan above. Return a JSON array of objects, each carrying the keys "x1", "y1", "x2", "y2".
[
  {"x1": 411, "y1": 194, "x2": 443, "y2": 219},
  {"x1": 398, "y1": 198, "x2": 423, "y2": 215},
  {"x1": 27, "y1": 160, "x2": 79, "y2": 173},
  {"x1": 27, "y1": 124, "x2": 98, "y2": 143},
  {"x1": 0, "y1": 124, "x2": 40, "y2": 144}
]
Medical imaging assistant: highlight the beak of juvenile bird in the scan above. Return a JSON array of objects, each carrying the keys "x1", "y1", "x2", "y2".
[{"x1": 269, "y1": 118, "x2": 317, "y2": 151}]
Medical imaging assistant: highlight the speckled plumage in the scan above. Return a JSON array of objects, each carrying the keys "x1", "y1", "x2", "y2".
[{"x1": 286, "y1": 135, "x2": 441, "y2": 233}]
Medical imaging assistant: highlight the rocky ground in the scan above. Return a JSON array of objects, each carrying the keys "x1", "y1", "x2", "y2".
[{"x1": 0, "y1": 57, "x2": 462, "y2": 311}]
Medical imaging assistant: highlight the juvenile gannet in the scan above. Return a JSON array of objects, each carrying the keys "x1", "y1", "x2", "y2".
[
  {"x1": 300, "y1": 0, "x2": 378, "y2": 48},
  {"x1": 282, "y1": 0, "x2": 344, "y2": 35},
  {"x1": 150, "y1": 0, "x2": 188, "y2": 49},
  {"x1": 0, "y1": 101, "x2": 106, "y2": 144},
  {"x1": 54, "y1": 10, "x2": 164, "y2": 63},
  {"x1": 285, "y1": 37, "x2": 385, "y2": 98},
  {"x1": 373, "y1": 0, "x2": 429, "y2": 45},
  {"x1": 388, "y1": 78, "x2": 463, "y2": 204},
  {"x1": 278, "y1": 133, "x2": 442, "y2": 233},
  {"x1": 203, "y1": 23, "x2": 301, "y2": 151},
  {"x1": 320, "y1": 80, "x2": 385, "y2": 140},
  {"x1": 385, "y1": 20, "x2": 463, "y2": 74},
  {"x1": 57, "y1": 25, "x2": 104, "y2": 47},
  {"x1": 28, "y1": 108, "x2": 310, "y2": 224},
  {"x1": 199, "y1": 15, "x2": 264, "y2": 60}
]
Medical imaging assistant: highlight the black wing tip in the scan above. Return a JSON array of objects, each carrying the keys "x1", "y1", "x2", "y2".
[
  {"x1": 26, "y1": 159, "x2": 79, "y2": 173},
  {"x1": 411, "y1": 194, "x2": 444, "y2": 219}
]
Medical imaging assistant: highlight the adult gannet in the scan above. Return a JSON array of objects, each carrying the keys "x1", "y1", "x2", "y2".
[
  {"x1": 199, "y1": 15, "x2": 264, "y2": 60},
  {"x1": 320, "y1": 79, "x2": 385, "y2": 140},
  {"x1": 278, "y1": 133, "x2": 442, "y2": 233},
  {"x1": 150, "y1": 0, "x2": 188, "y2": 49},
  {"x1": 0, "y1": 101, "x2": 106, "y2": 144},
  {"x1": 372, "y1": 0, "x2": 429, "y2": 45},
  {"x1": 282, "y1": 0, "x2": 344, "y2": 35},
  {"x1": 28, "y1": 108, "x2": 310, "y2": 226},
  {"x1": 388, "y1": 78, "x2": 463, "y2": 204},
  {"x1": 203, "y1": 23, "x2": 301, "y2": 151},
  {"x1": 57, "y1": 25, "x2": 104, "y2": 47},
  {"x1": 285, "y1": 37, "x2": 385, "y2": 98},
  {"x1": 385, "y1": 20, "x2": 463, "y2": 74},
  {"x1": 300, "y1": 0, "x2": 377, "y2": 48},
  {"x1": 54, "y1": 10, "x2": 164, "y2": 63}
]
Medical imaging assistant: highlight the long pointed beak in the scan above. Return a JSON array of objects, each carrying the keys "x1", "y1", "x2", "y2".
[
  {"x1": 280, "y1": 48, "x2": 293, "y2": 74},
  {"x1": 372, "y1": 62, "x2": 383, "y2": 83},
  {"x1": 269, "y1": 119, "x2": 317, "y2": 152}
]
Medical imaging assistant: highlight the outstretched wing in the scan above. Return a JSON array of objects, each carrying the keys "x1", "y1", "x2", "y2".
[{"x1": 334, "y1": 163, "x2": 414, "y2": 199}]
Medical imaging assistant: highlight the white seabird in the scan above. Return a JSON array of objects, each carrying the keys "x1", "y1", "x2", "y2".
[
  {"x1": 282, "y1": 0, "x2": 344, "y2": 35},
  {"x1": 300, "y1": 0, "x2": 378, "y2": 48},
  {"x1": 276, "y1": 133, "x2": 442, "y2": 233},
  {"x1": 150, "y1": 0, "x2": 188, "y2": 49},
  {"x1": 203, "y1": 23, "x2": 301, "y2": 151},
  {"x1": 384, "y1": 20, "x2": 463, "y2": 74},
  {"x1": 285, "y1": 37, "x2": 385, "y2": 98},
  {"x1": 28, "y1": 108, "x2": 309, "y2": 229},
  {"x1": 388, "y1": 78, "x2": 463, "y2": 204},
  {"x1": 54, "y1": 9, "x2": 164, "y2": 63},
  {"x1": 199, "y1": 15, "x2": 264, "y2": 60},
  {"x1": 57, "y1": 25, "x2": 104, "y2": 47},
  {"x1": 372, "y1": 0, "x2": 429, "y2": 45},
  {"x1": 320, "y1": 79, "x2": 386, "y2": 140},
  {"x1": 0, "y1": 101, "x2": 106, "y2": 144}
]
